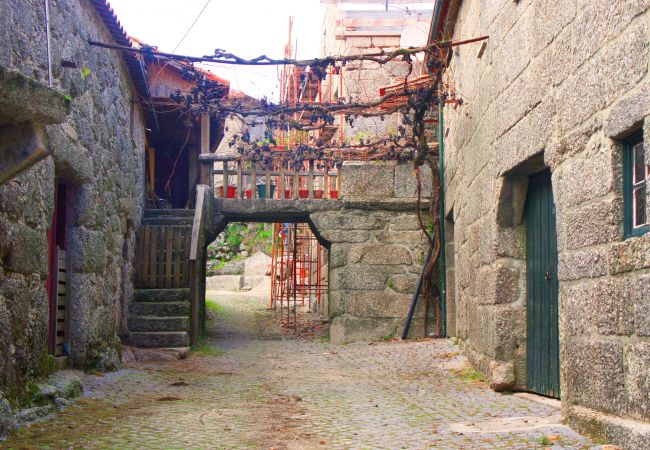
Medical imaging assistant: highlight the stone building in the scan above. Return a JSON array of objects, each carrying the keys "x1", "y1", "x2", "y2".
[
  {"x1": 435, "y1": 0, "x2": 650, "y2": 447},
  {"x1": 0, "y1": 0, "x2": 148, "y2": 402},
  {"x1": 316, "y1": 2, "x2": 438, "y2": 342}
]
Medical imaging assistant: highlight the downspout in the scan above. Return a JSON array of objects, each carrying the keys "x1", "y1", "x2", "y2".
[
  {"x1": 432, "y1": 0, "x2": 450, "y2": 337},
  {"x1": 438, "y1": 103, "x2": 447, "y2": 337},
  {"x1": 45, "y1": 0, "x2": 52, "y2": 87}
]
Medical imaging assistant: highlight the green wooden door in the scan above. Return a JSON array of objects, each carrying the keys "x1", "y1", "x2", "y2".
[{"x1": 525, "y1": 170, "x2": 560, "y2": 398}]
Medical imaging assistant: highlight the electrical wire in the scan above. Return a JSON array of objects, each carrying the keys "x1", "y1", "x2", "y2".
[{"x1": 172, "y1": 0, "x2": 212, "y2": 53}]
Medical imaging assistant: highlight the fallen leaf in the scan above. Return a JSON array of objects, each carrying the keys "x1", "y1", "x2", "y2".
[
  {"x1": 319, "y1": 440, "x2": 327, "y2": 445},
  {"x1": 548, "y1": 435, "x2": 560, "y2": 441}
]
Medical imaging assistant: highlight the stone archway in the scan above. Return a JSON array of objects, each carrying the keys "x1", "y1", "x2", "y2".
[{"x1": 210, "y1": 161, "x2": 436, "y2": 344}]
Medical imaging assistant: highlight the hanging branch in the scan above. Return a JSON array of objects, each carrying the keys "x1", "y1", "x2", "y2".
[
  {"x1": 90, "y1": 33, "x2": 488, "y2": 337},
  {"x1": 88, "y1": 36, "x2": 487, "y2": 67}
]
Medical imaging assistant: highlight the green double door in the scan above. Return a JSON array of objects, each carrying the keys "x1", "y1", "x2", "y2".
[{"x1": 525, "y1": 170, "x2": 560, "y2": 398}]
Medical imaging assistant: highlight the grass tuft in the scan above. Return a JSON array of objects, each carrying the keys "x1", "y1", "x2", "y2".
[{"x1": 454, "y1": 367, "x2": 485, "y2": 382}]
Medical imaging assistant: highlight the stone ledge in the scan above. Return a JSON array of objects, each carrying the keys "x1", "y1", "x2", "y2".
[
  {"x1": 566, "y1": 405, "x2": 650, "y2": 450},
  {"x1": 0, "y1": 65, "x2": 69, "y2": 125}
]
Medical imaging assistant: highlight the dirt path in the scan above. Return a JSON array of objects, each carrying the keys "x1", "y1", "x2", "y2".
[{"x1": 2, "y1": 295, "x2": 597, "y2": 449}]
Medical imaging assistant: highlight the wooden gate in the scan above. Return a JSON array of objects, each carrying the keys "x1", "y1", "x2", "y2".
[
  {"x1": 525, "y1": 170, "x2": 560, "y2": 398},
  {"x1": 134, "y1": 225, "x2": 192, "y2": 288}
]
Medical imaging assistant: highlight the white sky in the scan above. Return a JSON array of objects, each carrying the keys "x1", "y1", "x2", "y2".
[
  {"x1": 109, "y1": 1, "x2": 435, "y2": 100},
  {"x1": 109, "y1": 0, "x2": 325, "y2": 100}
]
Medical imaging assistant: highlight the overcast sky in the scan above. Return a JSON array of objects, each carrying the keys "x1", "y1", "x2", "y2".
[{"x1": 109, "y1": 0, "x2": 325, "y2": 100}]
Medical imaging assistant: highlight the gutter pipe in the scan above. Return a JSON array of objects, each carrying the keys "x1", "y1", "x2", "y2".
[{"x1": 433, "y1": 0, "x2": 450, "y2": 337}]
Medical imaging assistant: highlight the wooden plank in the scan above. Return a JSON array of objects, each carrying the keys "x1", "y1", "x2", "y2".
[
  {"x1": 251, "y1": 165, "x2": 257, "y2": 199},
  {"x1": 279, "y1": 165, "x2": 286, "y2": 198},
  {"x1": 190, "y1": 187, "x2": 206, "y2": 261},
  {"x1": 149, "y1": 227, "x2": 157, "y2": 288},
  {"x1": 200, "y1": 153, "x2": 325, "y2": 162},
  {"x1": 265, "y1": 170, "x2": 271, "y2": 199},
  {"x1": 237, "y1": 159, "x2": 243, "y2": 198},
  {"x1": 293, "y1": 170, "x2": 300, "y2": 200},
  {"x1": 172, "y1": 227, "x2": 183, "y2": 288},
  {"x1": 324, "y1": 162, "x2": 330, "y2": 197},
  {"x1": 223, "y1": 161, "x2": 229, "y2": 198},
  {"x1": 213, "y1": 169, "x2": 334, "y2": 177},
  {"x1": 165, "y1": 227, "x2": 173, "y2": 288},
  {"x1": 308, "y1": 160, "x2": 315, "y2": 199},
  {"x1": 200, "y1": 113, "x2": 211, "y2": 185},
  {"x1": 158, "y1": 228, "x2": 165, "y2": 288}
]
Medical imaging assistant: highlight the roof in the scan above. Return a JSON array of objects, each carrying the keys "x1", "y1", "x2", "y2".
[
  {"x1": 129, "y1": 37, "x2": 230, "y2": 89},
  {"x1": 89, "y1": 0, "x2": 157, "y2": 130}
]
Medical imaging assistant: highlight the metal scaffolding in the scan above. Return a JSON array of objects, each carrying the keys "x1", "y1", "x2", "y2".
[{"x1": 269, "y1": 223, "x2": 327, "y2": 328}]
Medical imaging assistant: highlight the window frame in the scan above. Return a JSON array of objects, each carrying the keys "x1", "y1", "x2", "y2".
[{"x1": 623, "y1": 131, "x2": 649, "y2": 238}]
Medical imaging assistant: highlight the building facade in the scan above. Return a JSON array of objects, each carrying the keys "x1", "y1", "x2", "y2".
[
  {"x1": 0, "y1": 0, "x2": 147, "y2": 401},
  {"x1": 438, "y1": 0, "x2": 650, "y2": 447}
]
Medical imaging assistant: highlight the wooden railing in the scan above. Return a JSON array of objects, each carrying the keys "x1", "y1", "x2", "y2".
[
  {"x1": 188, "y1": 184, "x2": 210, "y2": 346},
  {"x1": 199, "y1": 154, "x2": 341, "y2": 200}
]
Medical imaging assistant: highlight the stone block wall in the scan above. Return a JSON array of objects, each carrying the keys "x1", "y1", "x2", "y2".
[
  {"x1": 0, "y1": 0, "x2": 145, "y2": 398},
  {"x1": 441, "y1": 0, "x2": 650, "y2": 446},
  {"x1": 311, "y1": 161, "x2": 433, "y2": 343}
]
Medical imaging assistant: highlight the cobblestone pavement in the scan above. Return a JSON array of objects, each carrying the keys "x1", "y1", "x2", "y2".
[{"x1": 3, "y1": 295, "x2": 599, "y2": 449}]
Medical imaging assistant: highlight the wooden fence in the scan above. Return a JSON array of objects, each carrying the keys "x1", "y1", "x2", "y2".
[{"x1": 134, "y1": 225, "x2": 192, "y2": 289}]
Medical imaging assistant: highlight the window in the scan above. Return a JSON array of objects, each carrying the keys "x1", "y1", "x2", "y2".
[{"x1": 624, "y1": 132, "x2": 649, "y2": 237}]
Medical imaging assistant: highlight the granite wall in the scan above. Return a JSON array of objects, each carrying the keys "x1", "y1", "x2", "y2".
[
  {"x1": 312, "y1": 162, "x2": 434, "y2": 344},
  {"x1": 0, "y1": 0, "x2": 145, "y2": 400},
  {"x1": 441, "y1": 0, "x2": 650, "y2": 447}
]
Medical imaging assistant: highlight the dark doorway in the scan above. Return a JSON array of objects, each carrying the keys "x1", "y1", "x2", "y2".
[
  {"x1": 525, "y1": 170, "x2": 560, "y2": 398},
  {"x1": 47, "y1": 182, "x2": 69, "y2": 357}
]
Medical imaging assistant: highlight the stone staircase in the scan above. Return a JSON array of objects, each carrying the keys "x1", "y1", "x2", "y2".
[
  {"x1": 128, "y1": 209, "x2": 195, "y2": 349},
  {"x1": 128, "y1": 288, "x2": 191, "y2": 348}
]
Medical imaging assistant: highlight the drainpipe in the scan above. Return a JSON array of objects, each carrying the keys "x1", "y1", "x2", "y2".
[
  {"x1": 438, "y1": 103, "x2": 447, "y2": 337},
  {"x1": 431, "y1": 0, "x2": 450, "y2": 337},
  {"x1": 45, "y1": 0, "x2": 52, "y2": 87}
]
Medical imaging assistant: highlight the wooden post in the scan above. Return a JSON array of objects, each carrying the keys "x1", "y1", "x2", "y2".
[
  {"x1": 222, "y1": 161, "x2": 229, "y2": 198},
  {"x1": 279, "y1": 164, "x2": 286, "y2": 199},
  {"x1": 251, "y1": 164, "x2": 257, "y2": 199},
  {"x1": 265, "y1": 169, "x2": 271, "y2": 199},
  {"x1": 308, "y1": 159, "x2": 314, "y2": 199},
  {"x1": 236, "y1": 158, "x2": 243, "y2": 198},
  {"x1": 199, "y1": 113, "x2": 211, "y2": 186},
  {"x1": 324, "y1": 162, "x2": 330, "y2": 198},
  {"x1": 293, "y1": 169, "x2": 300, "y2": 200}
]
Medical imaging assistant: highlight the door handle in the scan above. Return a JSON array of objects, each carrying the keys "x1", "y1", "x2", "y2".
[{"x1": 544, "y1": 271, "x2": 551, "y2": 281}]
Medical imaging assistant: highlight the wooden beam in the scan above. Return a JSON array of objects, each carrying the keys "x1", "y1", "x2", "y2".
[
  {"x1": 265, "y1": 169, "x2": 271, "y2": 199},
  {"x1": 308, "y1": 160, "x2": 315, "y2": 199},
  {"x1": 199, "y1": 113, "x2": 211, "y2": 185}
]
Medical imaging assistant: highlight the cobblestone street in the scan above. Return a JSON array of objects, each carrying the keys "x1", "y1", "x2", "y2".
[{"x1": 3, "y1": 295, "x2": 597, "y2": 449}]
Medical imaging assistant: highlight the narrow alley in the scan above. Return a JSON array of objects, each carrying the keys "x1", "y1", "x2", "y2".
[{"x1": 3, "y1": 294, "x2": 594, "y2": 449}]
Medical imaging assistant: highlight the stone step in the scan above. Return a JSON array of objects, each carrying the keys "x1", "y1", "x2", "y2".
[
  {"x1": 129, "y1": 302, "x2": 189, "y2": 317},
  {"x1": 134, "y1": 288, "x2": 191, "y2": 303},
  {"x1": 128, "y1": 316, "x2": 189, "y2": 333},
  {"x1": 144, "y1": 209, "x2": 195, "y2": 218},
  {"x1": 128, "y1": 332, "x2": 189, "y2": 348}
]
